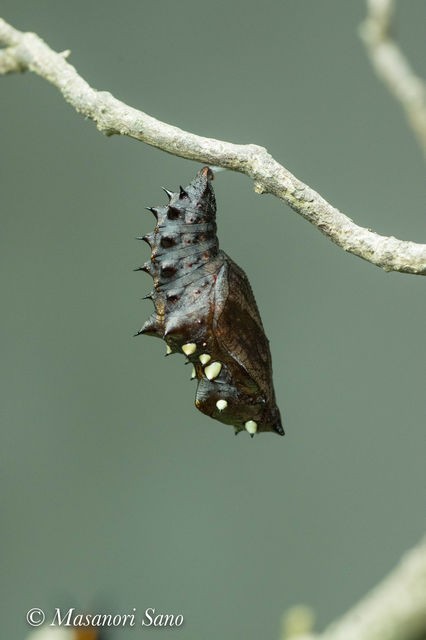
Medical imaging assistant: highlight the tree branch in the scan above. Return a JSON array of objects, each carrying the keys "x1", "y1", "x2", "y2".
[
  {"x1": 360, "y1": 0, "x2": 426, "y2": 157},
  {"x1": 1, "y1": 16, "x2": 425, "y2": 275},
  {"x1": 282, "y1": 536, "x2": 426, "y2": 640}
]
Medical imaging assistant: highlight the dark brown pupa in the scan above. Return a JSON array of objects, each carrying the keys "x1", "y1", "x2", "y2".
[{"x1": 136, "y1": 166, "x2": 284, "y2": 437}]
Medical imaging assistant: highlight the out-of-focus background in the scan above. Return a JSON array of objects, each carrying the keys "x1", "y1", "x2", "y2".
[{"x1": 1, "y1": 2, "x2": 425, "y2": 639}]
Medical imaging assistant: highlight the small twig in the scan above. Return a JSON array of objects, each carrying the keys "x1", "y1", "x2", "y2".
[
  {"x1": 282, "y1": 536, "x2": 426, "y2": 640},
  {"x1": 360, "y1": 0, "x2": 426, "y2": 156},
  {"x1": 0, "y1": 16, "x2": 425, "y2": 275}
]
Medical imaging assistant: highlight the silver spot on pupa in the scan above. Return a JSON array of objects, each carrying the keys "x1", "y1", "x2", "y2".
[
  {"x1": 182, "y1": 343, "x2": 197, "y2": 356},
  {"x1": 216, "y1": 399, "x2": 228, "y2": 411},
  {"x1": 205, "y1": 361, "x2": 222, "y2": 380},
  {"x1": 245, "y1": 420, "x2": 257, "y2": 435}
]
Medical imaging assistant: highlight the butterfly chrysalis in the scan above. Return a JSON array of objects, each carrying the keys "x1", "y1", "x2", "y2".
[{"x1": 135, "y1": 167, "x2": 283, "y2": 437}]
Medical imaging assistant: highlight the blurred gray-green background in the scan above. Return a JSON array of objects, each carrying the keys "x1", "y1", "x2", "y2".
[{"x1": 1, "y1": 2, "x2": 425, "y2": 639}]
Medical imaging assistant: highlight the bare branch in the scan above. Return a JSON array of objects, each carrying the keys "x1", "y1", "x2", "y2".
[
  {"x1": 282, "y1": 536, "x2": 426, "y2": 640},
  {"x1": 0, "y1": 16, "x2": 425, "y2": 276},
  {"x1": 360, "y1": 0, "x2": 426, "y2": 157}
]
